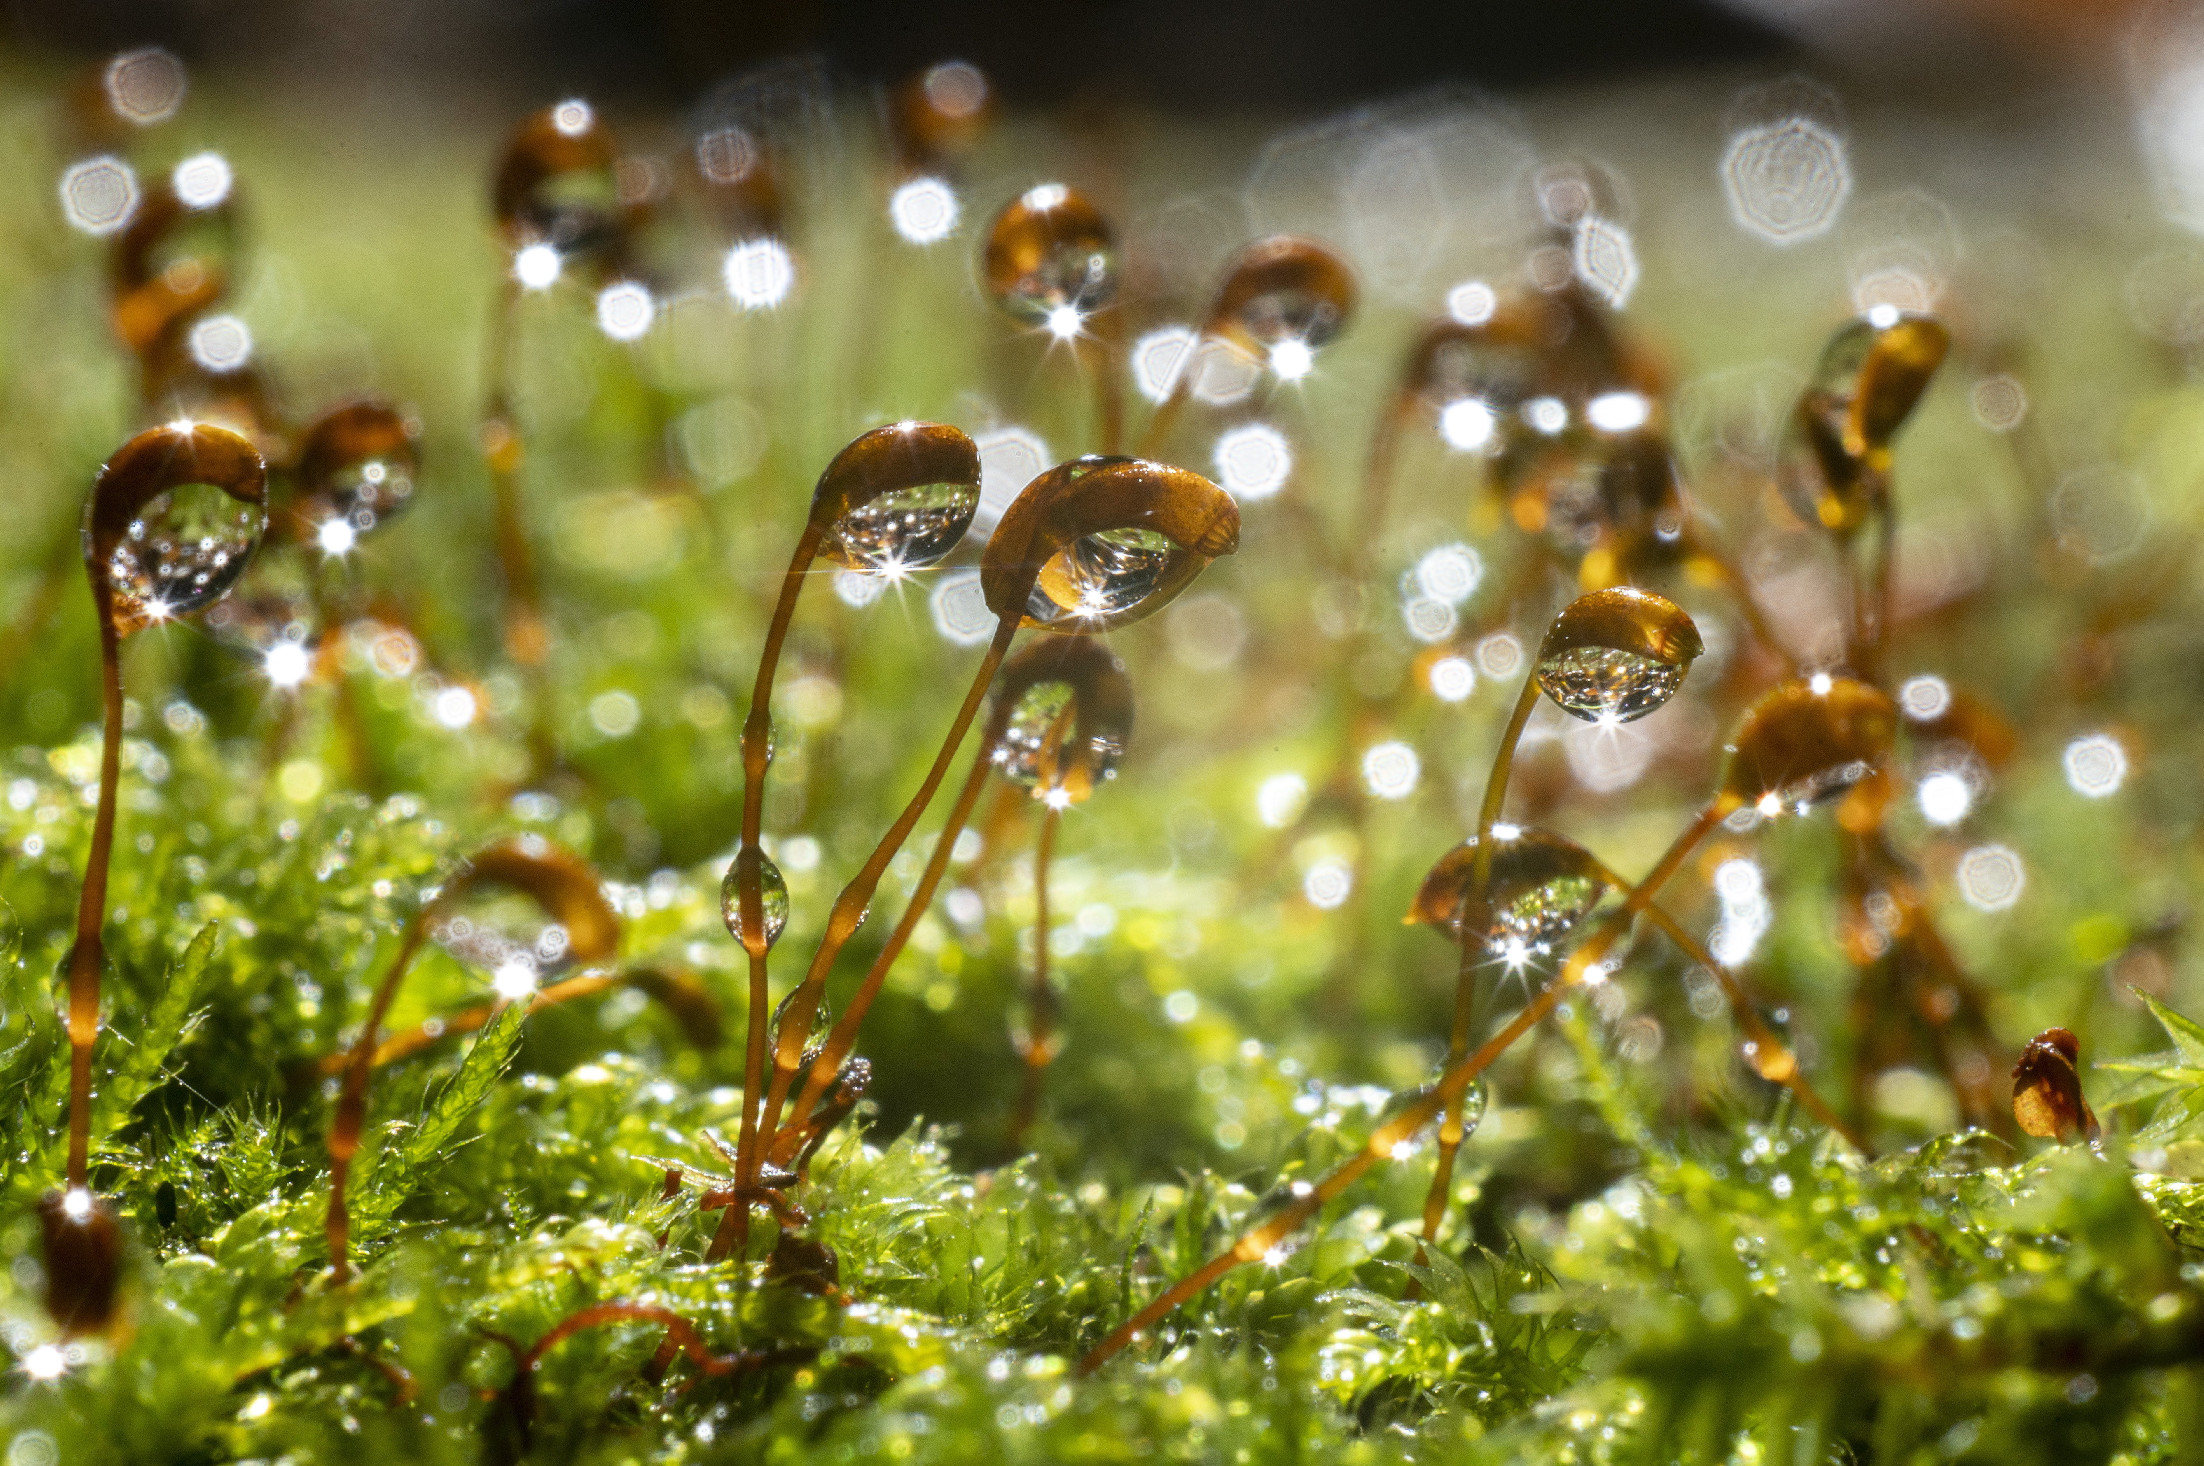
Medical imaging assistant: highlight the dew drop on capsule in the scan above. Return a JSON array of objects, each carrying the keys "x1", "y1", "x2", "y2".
[
  {"x1": 1535, "y1": 646, "x2": 1684, "y2": 722},
  {"x1": 1029, "y1": 526, "x2": 1178, "y2": 626},
  {"x1": 99, "y1": 483, "x2": 267, "y2": 632},
  {"x1": 720, "y1": 846, "x2": 789, "y2": 951},
  {"x1": 1410, "y1": 829, "x2": 1609, "y2": 959},
  {"x1": 1532, "y1": 587, "x2": 1702, "y2": 724},
  {"x1": 821, "y1": 480, "x2": 981, "y2": 576}
]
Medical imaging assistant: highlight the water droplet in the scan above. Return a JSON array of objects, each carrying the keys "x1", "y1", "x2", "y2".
[
  {"x1": 87, "y1": 424, "x2": 268, "y2": 635},
  {"x1": 772, "y1": 987, "x2": 833, "y2": 1068},
  {"x1": 987, "y1": 638, "x2": 1133, "y2": 803},
  {"x1": 494, "y1": 101, "x2": 630, "y2": 270},
  {"x1": 1028, "y1": 526, "x2": 1179, "y2": 626},
  {"x1": 720, "y1": 846, "x2": 790, "y2": 951},
  {"x1": 982, "y1": 184, "x2": 1117, "y2": 326},
  {"x1": 822, "y1": 481, "x2": 980, "y2": 574},
  {"x1": 1410, "y1": 827, "x2": 1608, "y2": 959},
  {"x1": 37, "y1": 1188, "x2": 121, "y2": 1338},
  {"x1": 1537, "y1": 647, "x2": 1683, "y2": 722}
]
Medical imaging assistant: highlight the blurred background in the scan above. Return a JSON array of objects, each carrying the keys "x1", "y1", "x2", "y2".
[{"x1": 0, "y1": 0, "x2": 2152, "y2": 112}]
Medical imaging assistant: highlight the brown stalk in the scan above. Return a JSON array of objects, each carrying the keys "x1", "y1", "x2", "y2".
[{"x1": 1005, "y1": 802, "x2": 1063, "y2": 1150}]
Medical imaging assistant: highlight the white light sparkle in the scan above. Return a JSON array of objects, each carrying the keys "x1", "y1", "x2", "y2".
[
  {"x1": 172, "y1": 151, "x2": 232, "y2": 209},
  {"x1": 1429, "y1": 656, "x2": 1476, "y2": 702},
  {"x1": 1268, "y1": 338, "x2": 1314, "y2": 380},
  {"x1": 1586, "y1": 391, "x2": 1651, "y2": 433},
  {"x1": 1213, "y1": 423, "x2": 1292, "y2": 501},
  {"x1": 1916, "y1": 771, "x2": 1971, "y2": 828},
  {"x1": 60, "y1": 156, "x2": 139, "y2": 237},
  {"x1": 1256, "y1": 773, "x2": 1308, "y2": 829},
  {"x1": 432, "y1": 686, "x2": 477, "y2": 729},
  {"x1": 264, "y1": 642, "x2": 311, "y2": 691},
  {"x1": 514, "y1": 243, "x2": 562, "y2": 291},
  {"x1": 723, "y1": 238, "x2": 794, "y2": 310},
  {"x1": 595, "y1": 280, "x2": 656, "y2": 341},
  {"x1": 1362, "y1": 741, "x2": 1421, "y2": 800},
  {"x1": 1440, "y1": 397, "x2": 1497, "y2": 451},
  {"x1": 2063, "y1": 734, "x2": 2127, "y2": 798},
  {"x1": 889, "y1": 176, "x2": 960, "y2": 244}
]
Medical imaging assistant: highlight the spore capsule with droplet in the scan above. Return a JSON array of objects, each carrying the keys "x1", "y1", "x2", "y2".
[
  {"x1": 981, "y1": 183, "x2": 1117, "y2": 327},
  {"x1": 1533, "y1": 586, "x2": 1703, "y2": 723}
]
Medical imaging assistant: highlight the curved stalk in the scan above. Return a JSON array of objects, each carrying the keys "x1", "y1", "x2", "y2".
[
  {"x1": 1414, "y1": 938, "x2": 1481, "y2": 1256},
  {"x1": 1078, "y1": 795, "x2": 1735, "y2": 1376},
  {"x1": 325, "y1": 917, "x2": 436, "y2": 1284},
  {"x1": 714, "y1": 613, "x2": 1017, "y2": 1261},
  {"x1": 1470, "y1": 675, "x2": 1545, "y2": 888},
  {"x1": 1005, "y1": 803, "x2": 1062, "y2": 1151},
  {"x1": 63, "y1": 603, "x2": 125, "y2": 1191},
  {"x1": 1581, "y1": 854, "x2": 1868, "y2": 1153}
]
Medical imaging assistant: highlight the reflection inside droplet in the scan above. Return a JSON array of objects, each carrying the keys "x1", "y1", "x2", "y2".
[
  {"x1": 102, "y1": 479, "x2": 265, "y2": 632},
  {"x1": 1536, "y1": 646, "x2": 1683, "y2": 722},
  {"x1": 1028, "y1": 527, "x2": 1181, "y2": 627},
  {"x1": 822, "y1": 480, "x2": 981, "y2": 575}
]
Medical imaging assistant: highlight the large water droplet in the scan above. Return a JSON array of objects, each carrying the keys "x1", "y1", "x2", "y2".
[
  {"x1": 821, "y1": 479, "x2": 980, "y2": 575},
  {"x1": 1536, "y1": 645, "x2": 1685, "y2": 723},
  {"x1": 720, "y1": 845, "x2": 790, "y2": 952},
  {"x1": 1026, "y1": 526, "x2": 1182, "y2": 628},
  {"x1": 95, "y1": 479, "x2": 265, "y2": 633}
]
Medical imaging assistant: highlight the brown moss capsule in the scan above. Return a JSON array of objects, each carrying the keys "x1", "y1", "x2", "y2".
[
  {"x1": 2012, "y1": 1027, "x2": 2100, "y2": 1144},
  {"x1": 1721, "y1": 676, "x2": 1897, "y2": 812},
  {"x1": 810, "y1": 420, "x2": 982, "y2": 575},
  {"x1": 890, "y1": 61, "x2": 994, "y2": 174},
  {"x1": 1408, "y1": 827, "x2": 1610, "y2": 962},
  {"x1": 1204, "y1": 236, "x2": 1357, "y2": 356},
  {"x1": 981, "y1": 184, "x2": 1117, "y2": 329},
  {"x1": 85, "y1": 421, "x2": 269, "y2": 636},
  {"x1": 492, "y1": 99, "x2": 632, "y2": 271},
  {"x1": 36, "y1": 1188, "x2": 123, "y2": 1338},
  {"x1": 108, "y1": 179, "x2": 239, "y2": 357},
  {"x1": 987, "y1": 637, "x2": 1133, "y2": 806},
  {"x1": 290, "y1": 401, "x2": 422, "y2": 542},
  {"x1": 432, "y1": 836, "x2": 623, "y2": 974},
  {"x1": 981, "y1": 456, "x2": 1238, "y2": 633},
  {"x1": 1534, "y1": 586, "x2": 1703, "y2": 723},
  {"x1": 1782, "y1": 312, "x2": 1951, "y2": 533}
]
